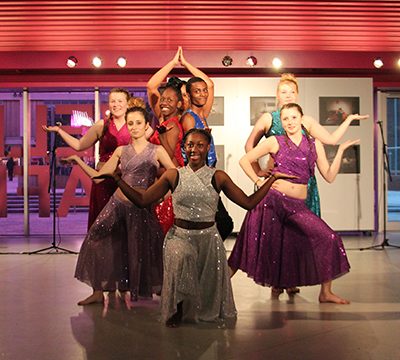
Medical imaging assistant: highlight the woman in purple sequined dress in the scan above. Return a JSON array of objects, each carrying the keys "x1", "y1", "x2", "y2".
[
  {"x1": 65, "y1": 106, "x2": 175, "y2": 306},
  {"x1": 229, "y1": 103, "x2": 359, "y2": 304}
]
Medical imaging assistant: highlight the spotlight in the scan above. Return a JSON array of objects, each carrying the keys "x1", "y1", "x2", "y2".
[
  {"x1": 373, "y1": 58, "x2": 383, "y2": 69},
  {"x1": 92, "y1": 56, "x2": 102, "y2": 68},
  {"x1": 272, "y1": 57, "x2": 282, "y2": 69},
  {"x1": 117, "y1": 57, "x2": 127, "y2": 68},
  {"x1": 222, "y1": 55, "x2": 233, "y2": 67},
  {"x1": 397, "y1": 58, "x2": 400, "y2": 67},
  {"x1": 246, "y1": 56, "x2": 257, "y2": 67},
  {"x1": 66, "y1": 56, "x2": 78, "y2": 68}
]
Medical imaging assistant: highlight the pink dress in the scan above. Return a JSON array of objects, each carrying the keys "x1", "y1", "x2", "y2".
[
  {"x1": 149, "y1": 115, "x2": 184, "y2": 234},
  {"x1": 87, "y1": 118, "x2": 131, "y2": 230}
]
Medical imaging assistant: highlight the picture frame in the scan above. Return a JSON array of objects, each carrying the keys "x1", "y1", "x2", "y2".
[{"x1": 319, "y1": 97, "x2": 360, "y2": 126}]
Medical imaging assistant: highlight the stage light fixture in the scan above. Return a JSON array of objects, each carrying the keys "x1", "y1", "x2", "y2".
[
  {"x1": 66, "y1": 56, "x2": 78, "y2": 68},
  {"x1": 272, "y1": 57, "x2": 282, "y2": 69},
  {"x1": 117, "y1": 57, "x2": 127, "y2": 68},
  {"x1": 246, "y1": 56, "x2": 257, "y2": 67},
  {"x1": 92, "y1": 56, "x2": 102, "y2": 68},
  {"x1": 373, "y1": 58, "x2": 383, "y2": 69},
  {"x1": 397, "y1": 58, "x2": 400, "y2": 67},
  {"x1": 222, "y1": 55, "x2": 233, "y2": 67}
]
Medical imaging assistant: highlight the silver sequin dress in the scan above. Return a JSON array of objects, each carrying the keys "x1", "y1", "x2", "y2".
[
  {"x1": 75, "y1": 143, "x2": 164, "y2": 297},
  {"x1": 161, "y1": 165, "x2": 237, "y2": 323}
]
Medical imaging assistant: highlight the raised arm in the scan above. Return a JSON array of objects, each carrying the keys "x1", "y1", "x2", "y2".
[
  {"x1": 240, "y1": 136, "x2": 279, "y2": 186},
  {"x1": 42, "y1": 121, "x2": 104, "y2": 151},
  {"x1": 156, "y1": 145, "x2": 176, "y2": 170},
  {"x1": 245, "y1": 112, "x2": 273, "y2": 176},
  {"x1": 114, "y1": 168, "x2": 178, "y2": 207},
  {"x1": 304, "y1": 114, "x2": 369, "y2": 145},
  {"x1": 315, "y1": 139, "x2": 360, "y2": 183},
  {"x1": 147, "y1": 48, "x2": 180, "y2": 118},
  {"x1": 179, "y1": 47, "x2": 214, "y2": 118}
]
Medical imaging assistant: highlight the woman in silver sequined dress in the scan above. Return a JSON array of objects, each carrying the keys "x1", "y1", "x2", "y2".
[
  {"x1": 95, "y1": 128, "x2": 295, "y2": 327},
  {"x1": 64, "y1": 106, "x2": 175, "y2": 306}
]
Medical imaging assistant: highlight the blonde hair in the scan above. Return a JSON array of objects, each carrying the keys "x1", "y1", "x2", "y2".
[
  {"x1": 128, "y1": 96, "x2": 146, "y2": 109},
  {"x1": 277, "y1": 73, "x2": 298, "y2": 93}
]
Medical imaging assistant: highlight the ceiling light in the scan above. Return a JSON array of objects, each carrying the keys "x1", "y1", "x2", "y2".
[
  {"x1": 373, "y1": 58, "x2": 383, "y2": 69},
  {"x1": 222, "y1": 55, "x2": 233, "y2": 67},
  {"x1": 246, "y1": 56, "x2": 257, "y2": 67},
  {"x1": 66, "y1": 56, "x2": 78, "y2": 68},
  {"x1": 92, "y1": 56, "x2": 102, "y2": 68},
  {"x1": 117, "y1": 57, "x2": 127, "y2": 68},
  {"x1": 272, "y1": 57, "x2": 282, "y2": 69}
]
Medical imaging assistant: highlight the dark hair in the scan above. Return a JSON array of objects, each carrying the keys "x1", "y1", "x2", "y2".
[
  {"x1": 125, "y1": 106, "x2": 151, "y2": 123},
  {"x1": 183, "y1": 128, "x2": 212, "y2": 145},
  {"x1": 159, "y1": 78, "x2": 183, "y2": 102},
  {"x1": 186, "y1": 76, "x2": 206, "y2": 95},
  {"x1": 167, "y1": 77, "x2": 187, "y2": 90},
  {"x1": 280, "y1": 102, "x2": 304, "y2": 117}
]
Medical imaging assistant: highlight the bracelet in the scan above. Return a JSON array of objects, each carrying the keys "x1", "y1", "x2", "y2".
[{"x1": 156, "y1": 125, "x2": 167, "y2": 134}]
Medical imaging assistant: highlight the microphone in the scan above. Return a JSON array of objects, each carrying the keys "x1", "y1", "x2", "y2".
[{"x1": 376, "y1": 120, "x2": 383, "y2": 124}]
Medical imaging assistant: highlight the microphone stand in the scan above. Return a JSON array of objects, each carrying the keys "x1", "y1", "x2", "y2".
[
  {"x1": 360, "y1": 120, "x2": 400, "y2": 250},
  {"x1": 26, "y1": 130, "x2": 78, "y2": 254}
]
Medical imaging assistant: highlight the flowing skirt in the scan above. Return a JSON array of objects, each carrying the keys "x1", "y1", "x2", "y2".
[
  {"x1": 75, "y1": 194, "x2": 164, "y2": 296},
  {"x1": 228, "y1": 189, "x2": 350, "y2": 288},
  {"x1": 161, "y1": 224, "x2": 237, "y2": 323}
]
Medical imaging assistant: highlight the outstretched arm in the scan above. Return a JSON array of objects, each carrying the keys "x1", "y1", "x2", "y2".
[
  {"x1": 42, "y1": 121, "x2": 104, "y2": 151},
  {"x1": 315, "y1": 139, "x2": 360, "y2": 183},
  {"x1": 147, "y1": 48, "x2": 180, "y2": 118},
  {"x1": 179, "y1": 47, "x2": 214, "y2": 118},
  {"x1": 113, "y1": 168, "x2": 178, "y2": 207},
  {"x1": 304, "y1": 114, "x2": 369, "y2": 145},
  {"x1": 214, "y1": 170, "x2": 294, "y2": 210}
]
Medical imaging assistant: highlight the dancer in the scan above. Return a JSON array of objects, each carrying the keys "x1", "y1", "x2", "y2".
[
  {"x1": 95, "y1": 128, "x2": 296, "y2": 327},
  {"x1": 64, "y1": 105, "x2": 175, "y2": 305},
  {"x1": 245, "y1": 74, "x2": 368, "y2": 295},
  {"x1": 42, "y1": 88, "x2": 134, "y2": 229},
  {"x1": 229, "y1": 103, "x2": 358, "y2": 304}
]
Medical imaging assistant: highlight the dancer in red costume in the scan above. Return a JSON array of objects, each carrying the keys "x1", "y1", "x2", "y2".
[{"x1": 42, "y1": 89, "x2": 140, "y2": 230}]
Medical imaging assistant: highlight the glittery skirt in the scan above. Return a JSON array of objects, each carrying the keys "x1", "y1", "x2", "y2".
[
  {"x1": 306, "y1": 175, "x2": 321, "y2": 217},
  {"x1": 228, "y1": 189, "x2": 350, "y2": 288},
  {"x1": 161, "y1": 224, "x2": 237, "y2": 323},
  {"x1": 75, "y1": 194, "x2": 164, "y2": 296},
  {"x1": 154, "y1": 196, "x2": 174, "y2": 235},
  {"x1": 87, "y1": 178, "x2": 117, "y2": 231}
]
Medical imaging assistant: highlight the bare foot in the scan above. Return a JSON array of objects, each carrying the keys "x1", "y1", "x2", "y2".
[
  {"x1": 77, "y1": 292, "x2": 104, "y2": 306},
  {"x1": 319, "y1": 292, "x2": 350, "y2": 304}
]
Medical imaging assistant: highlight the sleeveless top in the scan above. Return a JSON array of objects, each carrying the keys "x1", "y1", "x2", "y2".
[
  {"x1": 150, "y1": 115, "x2": 184, "y2": 166},
  {"x1": 265, "y1": 110, "x2": 284, "y2": 137},
  {"x1": 172, "y1": 165, "x2": 219, "y2": 222},
  {"x1": 99, "y1": 118, "x2": 131, "y2": 162},
  {"x1": 182, "y1": 109, "x2": 217, "y2": 167},
  {"x1": 271, "y1": 135, "x2": 317, "y2": 185},
  {"x1": 120, "y1": 143, "x2": 159, "y2": 189}
]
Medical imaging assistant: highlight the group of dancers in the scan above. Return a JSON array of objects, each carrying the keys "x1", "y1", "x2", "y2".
[{"x1": 43, "y1": 47, "x2": 368, "y2": 327}]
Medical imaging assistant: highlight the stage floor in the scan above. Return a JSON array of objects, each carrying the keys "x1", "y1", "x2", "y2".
[{"x1": 1, "y1": 234, "x2": 400, "y2": 360}]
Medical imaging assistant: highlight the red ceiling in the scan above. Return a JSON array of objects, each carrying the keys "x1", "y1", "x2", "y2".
[{"x1": 0, "y1": 1, "x2": 400, "y2": 86}]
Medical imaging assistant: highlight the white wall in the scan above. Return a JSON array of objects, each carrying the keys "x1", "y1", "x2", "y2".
[{"x1": 211, "y1": 77, "x2": 374, "y2": 232}]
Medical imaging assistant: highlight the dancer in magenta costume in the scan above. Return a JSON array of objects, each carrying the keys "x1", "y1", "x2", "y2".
[{"x1": 229, "y1": 103, "x2": 359, "y2": 304}]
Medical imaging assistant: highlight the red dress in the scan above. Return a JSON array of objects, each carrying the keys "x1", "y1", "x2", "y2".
[
  {"x1": 149, "y1": 116, "x2": 184, "y2": 234},
  {"x1": 87, "y1": 118, "x2": 131, "y2": 230}
]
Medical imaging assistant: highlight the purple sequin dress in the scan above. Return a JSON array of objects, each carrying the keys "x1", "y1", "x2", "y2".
[
  {"x1": 75, "y1": 143, "x2": 164, "y2": 296},
  {"x1": 228, "y1": 135, "x2": 350, "y2": 288}
]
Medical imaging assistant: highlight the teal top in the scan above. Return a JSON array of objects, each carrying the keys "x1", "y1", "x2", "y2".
[{"x1": 266, "y1": 110, "x2": 321, "y2": 217}]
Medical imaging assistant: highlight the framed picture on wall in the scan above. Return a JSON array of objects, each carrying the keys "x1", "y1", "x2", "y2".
[
  {"x1": 208, "y1": 96, "x2": 224, "y2": 126},
  {"x1": 319, "y1": 97, "x2": 360, "y2": 126},
  {"x1": 214, "y1": 145, "x2": 225, "y2": 171},
  {"x1": 324, "y1": 144, "x2": 360, "y2": 173},
  {"x1": 250, "y1": 97, "x2": 276, "y2": 125}
]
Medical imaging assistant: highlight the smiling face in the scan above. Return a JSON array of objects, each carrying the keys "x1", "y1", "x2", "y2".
[
  {"x1": 280, "y1": 105, "x2": 303, "y2": 136},
  {"x1": 276, "y1": 82, "x2": 298, "y2": 108},
  {"x1": 159, "y1": 87, "x2": 182, "y2": 120},
  {"x1": 109, "y1": 91, "x2": 129, "y2": 120},
  {"x1": 188, "y1": 81, "x2": 208, "y2": 108},
  {"x1": 126, "y1": 110, "x2": 148, "y2": 140},
  {"x1": 183, "y1": 131, "x2": 210, "y2": 168}
]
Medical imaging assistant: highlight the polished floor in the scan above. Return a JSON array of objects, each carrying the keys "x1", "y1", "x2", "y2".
[{"x1": 1, "y1": 233, "x2": 400, "y2": 360}]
